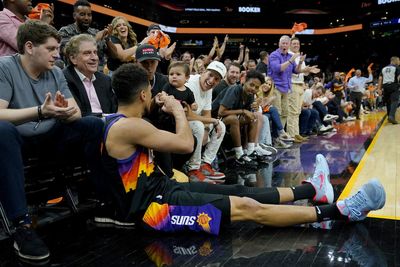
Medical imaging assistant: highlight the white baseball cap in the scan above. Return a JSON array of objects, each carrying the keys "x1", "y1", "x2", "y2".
[{"x1": 206, "y1": 61, "x2": 227, "y2": 79}]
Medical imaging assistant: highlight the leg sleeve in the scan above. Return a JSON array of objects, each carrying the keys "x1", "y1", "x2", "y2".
[{"x1": 182, "y1": 182, "x2": 280, "y2": 204}]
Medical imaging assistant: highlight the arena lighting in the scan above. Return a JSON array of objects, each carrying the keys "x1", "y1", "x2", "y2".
[
  {"x1": 378, "y1": 0, "x2": 400, "y2": 4},
  {"x1": 238, "y1": 6, "x2": 261, "y2": 13},
  {"x1": 57, "y1": 0, "x2": 363, "y2": 35},
  {"x1": 370, "y1": 17, "x2": 400, "y2": 27},
  {"x1": 184, "y1": 7, "x2": 221, "y2": 12}
]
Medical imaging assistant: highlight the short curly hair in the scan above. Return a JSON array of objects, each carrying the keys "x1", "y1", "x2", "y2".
[
  {"x1": 112, "y1": 63, "x2": 150, "y2": 105},
  {"x1": 64, "y1": 34, "x2": 96, "y2": 66}
]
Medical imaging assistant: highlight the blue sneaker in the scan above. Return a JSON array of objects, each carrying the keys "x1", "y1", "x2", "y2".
[
  {"x1": 340, "y1": 224, "x2": 387, "y2": 266},
  {"x1": 336, "y1": 179, "x2": 386, "y2": 221},
  {"x1": 303, "y1": 154, "x2": 334, "y2": 204}
]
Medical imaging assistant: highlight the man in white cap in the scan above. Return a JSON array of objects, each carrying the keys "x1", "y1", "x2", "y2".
[{"x1": 184, "y1": 61, "x2": 227, "y2": 183}]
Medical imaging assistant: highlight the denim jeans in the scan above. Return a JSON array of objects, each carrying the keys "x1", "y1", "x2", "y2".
[
  {"x1": 327, "y1": 99, "x2": 346, "y2": 122},
  {"x1": 299, "y1": 108, "x2": 319, "y2": 134},
  {"x1": 312, "y1": 101, "x2": 328, "y2": 125},
  {"x1": 263, "y1": 106, "x2": 283, "y2": 138},
  {"x1": 259, "y1": 114, "x2": 272, "y2": 145},
  {"x1": 0, "y1": 116, "x2": 105, "y2": 222}
]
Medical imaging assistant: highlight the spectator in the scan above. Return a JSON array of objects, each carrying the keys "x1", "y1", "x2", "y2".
[
  {"x1": 246, "y1": 59, "x2": 257, "y2": 71},
  {"x1": 185, "y1": 61, "x2": 227, "y2": 183},
  {"x1": 218, "y1": 70, "x2": 272, "y2": 166},
  {"x1": 212, "y1": 62, "x2": 241, "y2": 101},
  {"x1": 257, "y1": 76, "x2": 293, "y2": 149},
  {"x1": 136, "y1": 44, "x2": 168, "y2": 97},
  {"x1": 63, "y1": 34, "x2": 117, "y2": 116},
  {"x1": 0, "y1": 20, "x2": 106, "y2": 261},
  {"x1": 256, "y1": 51, "x2": 269, "y2": 75},
  {"x1": 223, "y1": 58, "x2": 232, "y2": 68},
  {"x1": 145, "y1": 23, "x2": 176, "y2": 74},
  {"x1": 268, "y1": 35, "x2": 303, "y2": 128},
  {"x1": 159, "y1": 61, "x2": 197, "y2": 133},
  {"x1": 163, "y1": 61, "x2": 196, "y2": 110},
  {"x1": 331, "y1": 72, "x2": 345, "y2": 106},
  {"x1": 287, "y1": 37, "x2": 320, "y2": 143},
  {"x1": 193, "y1": 57, "x2": 206, "y2": 74},
  {"x1": 58, "y1": 0, "x2": 114, "y2": 69},
  {"x1": 347, "y1": 69, "x2": 373, "y2": 119},
  {"x1": 180, "y1": 51, "x2": 192, "y2": 65},
  {"x1": 302, "y1": 85, "x2": 335, "y2": 133},
  {"x1": 106, "y1": 16, "x2": 138, "y2": 75},
  {"x1": 0, "y1": 0, "x2": 53, "y2": 56}
]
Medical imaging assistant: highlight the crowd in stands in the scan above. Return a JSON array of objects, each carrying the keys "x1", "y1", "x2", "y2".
[{"x1": 0, "y1": 0, "x2": 396, "y2": 263}]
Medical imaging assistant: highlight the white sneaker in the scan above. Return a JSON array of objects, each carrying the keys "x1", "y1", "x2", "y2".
[
  {"x1": 279, "y1": 132, "x2": 295, "y2": 142},
  {"x1": 323, "y1": 114, "x2": 339, "y2": 122},
  {"x1": 322, "y1": 131, "x2": 337, "y2": 138},
  {"x1": 254, "y1": 145, "x2": 272, "y2": 156},
  {"x1": 343, "y1": 116, "x2": 353, "y2": 121},
  {"x1": 319, "y1": 125, "x2": 333, "y2": 132},
  {"x1": 303, "y1": 154, "x2": 334, "y2": 204},
  {"x1": 273, "y1": 138, "x2": 292, "y2": 149},
  {"x1": 259, "y1": 143, "x2": 278, "y2": 155}
]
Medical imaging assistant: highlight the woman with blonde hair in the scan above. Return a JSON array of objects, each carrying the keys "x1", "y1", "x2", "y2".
[
  {"x1": 107, "y1": 16, "x2": 140, "y2": 74},
  {"x1": 257, "y1": 76, "x2": 293, "y2": 148}
]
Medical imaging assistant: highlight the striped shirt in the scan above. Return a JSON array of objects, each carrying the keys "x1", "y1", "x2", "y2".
[{"x1": 381, "y1": 64, "x2": 400, "y2": 85}]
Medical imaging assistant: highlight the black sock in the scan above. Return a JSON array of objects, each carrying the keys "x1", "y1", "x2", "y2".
[
  {"x1": 291, "y1": 183, "x2": 316, "y2": 201},
  {"x1": 315, "y1": 204, "x2": 348, "y2": 222}
]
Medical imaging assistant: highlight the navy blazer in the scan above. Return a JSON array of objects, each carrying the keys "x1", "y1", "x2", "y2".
[{"x1": 63, "y1": 65, "x2": 117, "y2": 116}]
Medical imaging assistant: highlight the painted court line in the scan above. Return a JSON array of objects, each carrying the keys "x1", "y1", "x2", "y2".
[{"x1": 337, "y1": 118, "x2": 398, "y2": 220}]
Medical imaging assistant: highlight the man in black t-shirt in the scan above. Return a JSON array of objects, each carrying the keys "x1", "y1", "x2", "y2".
[{"x1": 218, "y1": 70, "x2": 271, "y2": 165}]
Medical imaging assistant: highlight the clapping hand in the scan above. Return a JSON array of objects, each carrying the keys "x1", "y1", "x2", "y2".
[{"x1": 41, "y1": 92, "x2": 77, "y2": 120}]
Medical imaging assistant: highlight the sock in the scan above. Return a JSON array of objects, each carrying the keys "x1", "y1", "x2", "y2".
[
  {"x1": 234, "y1": 147, "x2": 244, "y2": 159},
  {"x1": 13, "y1": 213, "x2": 32, "y2": 227},
  {"x1": 291, "y1": 183, "x2": 316, "y2": 201},
  {"x1": 315, "y1": 204, "x2": 347, "y2": 222},
  {"x1": 247, "y1": 143, "x2": 255, "y2": 154}
]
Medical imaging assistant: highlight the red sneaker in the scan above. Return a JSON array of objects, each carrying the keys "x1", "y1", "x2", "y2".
[
  {"x1": 200, "y1": 163, "x2": 225, "y2": 181},
  {"x1": 187, "y1": 169, "x2": 207, "y2": 182}
]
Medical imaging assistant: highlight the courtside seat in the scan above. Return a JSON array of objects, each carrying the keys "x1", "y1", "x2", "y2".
[{"x1": 0, "y1": 151, "x2": 91, "y2": 237}]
